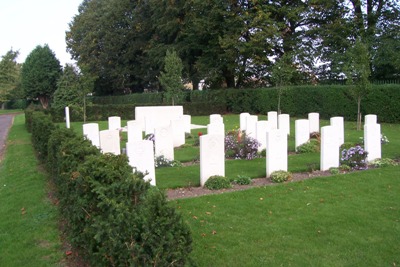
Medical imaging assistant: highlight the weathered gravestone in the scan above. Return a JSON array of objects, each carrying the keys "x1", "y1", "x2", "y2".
[
  {"x1": 268, "y1": 111, "x2": 278, "y2": 130},
  {"x1": 135, "y1": 106, "x2": 184, "y2": 132},
  {"x1": 266, "y1": 129, "x2": 288, "y2": 177},
  {"x1": 99, "y1": 129, "x2": 120, "y2": 155},
  {"x1": 278, "y1": 114, "x2": 290, "y2": 135},
  {"x1": 126, "y1": 140, "x2": 156, "y2": 186},
  {"x1": 308, "y1": 112, "x2": 320, "y2": 133},
  {"x1": 364, "y1": 123, "x2": 381, "y2": 162},
  {"x1": 127, "y1": 120, "x2": 142, "y2": 143},
  {"x1": 83, "y1": 123, "x2": 100, "y2": 148},
  {"x1": 200, "y1": 134, "x2": 225, "y2": 186},
  {"x1": 108, "y1": 116, "x2": 121, "y2": 130},
  {"x1": 320, "y1": 125, "x2": 339, "y2": 171},
  {"x1": 240, "y1": 113, "x2": 251, "y2": 132},
  {"x1": 330, "y1": 116, "x2": 344, "y2": 146},
  {"x1": 155, "y1": 125, "x2": 174, "y2": 161},
  {"x1": 295, "y1": 119, "x2": 310, "y2": 151},
  {"x1": 246, "y1": 115, "x2": 258, "y2": 139}
]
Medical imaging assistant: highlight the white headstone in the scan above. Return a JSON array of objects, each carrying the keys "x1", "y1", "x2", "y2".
[
  {"x1": 183, "y1": 114, "x2": 191, "y2": 133},
  {"x1": 308, "y1": 112, "x2": 320, "y2": 133},
  {"x1": 330, "y1": 116, "x2": 344, "y2": 146},
  {"x1": 240, "y1": 113, "x2": 251, "y2": 132},
  {"x1": 126, "y1": 140, "x2": 156, "y2": 186},
  {"x1": 295, "y1": 119, "x2": 310, "y2": 151},
  {"x1": 200, "y1": 134, "x2": 225, "y2": 186},
  {"x1": 108, "y1": 116, "x2": 121, "y2": 130},
  {"x1": 320, "y1": 126, "x2": 339, "y2": 171},
  {"x1": 135, "y1": 106, "x2": 184, "y2": 131},
  {"x1": 256, "y1": 121, "x2": 271, "y2": 152},
  {"x1": 210, "y1": 114, "x2": 223, "y2": 124},
  {"x1": 99, "y1": 129, "x2": 120, "y2": 155},
  {"x1": 171, "y1": 118, "x2": 186, "y2": 147},
  {"x1": 83, "y1": 123, "x2": 100, "y2": 148},
  {"x1": 364, "y1": 123, "x2": 381, "y2": 162},
  {"x1": 266, "y1": 129, "x2": 288, "y2": 177},
  {"x1": 268, "y1": 111, "x2": 278, "y2": 130},
  {"x1": 127, "y1": 120, "x2": 142, "y2": 143},
  {"x1": 246, "y1": 115, "x2": 258, "y2": 139},
  {"x1": 154, "y1": 126, "x2": 174, "y2": 160},
  {"x1": 365, "y1": 114, "x2": 377, "y2": 125},
  {"x1": 65, "y1": 107, "x2": 70, "y2": 129},
  {"x1": 278, "y1": 114, "x2": 290, "y2": 135},
  {"x1": 207, "y1": 122, "x2": 225, "y2": 136}
]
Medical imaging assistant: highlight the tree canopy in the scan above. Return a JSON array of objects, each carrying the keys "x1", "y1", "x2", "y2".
[
  {"x1": 21, "y1": 45, "x2": 62, "y2": 109},
  {"x1": 66, "y1": 0, "x2": 400, "y2": 94},
  {"x1": 0, "y1": 49, "x2": 21, "y2": 104}
]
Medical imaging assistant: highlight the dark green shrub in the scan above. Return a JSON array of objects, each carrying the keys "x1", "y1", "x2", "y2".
[
  {"x1": 204, "y1": 175, "x2": 232, "y2": 190},
  {"x1": 233, "y1": 175, "x2": 252, "y2": 185},
  {"x1": 270, "y1": 171, "x2": 292, "y2": 183},
  {"x1": 297, "y1": 140, "x2": 320, "y2": 153},
  {"x1": 31, "y1": 111, "x2": 56, "y2": 161}
]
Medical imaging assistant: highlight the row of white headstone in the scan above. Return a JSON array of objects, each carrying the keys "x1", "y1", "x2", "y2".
[
  {"x1": 72, "y1": 105, "x2": 382, "y2": 187},
  {"x1": 201, "y1": 112, "x2": 382, "y2": 185}
]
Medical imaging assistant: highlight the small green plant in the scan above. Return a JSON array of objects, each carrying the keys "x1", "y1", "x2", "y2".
[
  {"x1": 307, "y1": 163, "x2": 320, "y2": 172},
  {"x1": 233, "y1": 175, "x2": 252, "y2": 185},
  {"x1": 204, "y1": 175, "x2": 232, "y2": 190},
  {"x1": 370, "y1": 158, "x2": 398, "y2": 168},
  {"x1": 329, "y1": 167, "x2": 340, "y2": 175},
  {"x1": 270, "y1": 170, "x2": 292, "y2": 183},
  {"x1": 339, "y1": 164, "x2": 351, "y2": 172},
  {"x1": 259, "y1": 149, "x2": 266, "y2": 158},
  {"x1": 297, "y1": 140, "x2": 319, "y2": 153}
]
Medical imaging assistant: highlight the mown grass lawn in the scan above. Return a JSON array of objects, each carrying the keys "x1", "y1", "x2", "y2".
[
  {"x1": 172, "y1": 166, "x2": 400, "y2": 266},
  {"x1": 0, "y1": 114, "x2": 63, "y2": 266}
]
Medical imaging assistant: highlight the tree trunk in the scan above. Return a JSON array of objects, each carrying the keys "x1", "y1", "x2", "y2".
[
  {"x1": 38, "y1": 95, "x2": 49, "y2": 109},
  {"x1": 357, "y1": 95, "x2": 362, "y2": 131}
]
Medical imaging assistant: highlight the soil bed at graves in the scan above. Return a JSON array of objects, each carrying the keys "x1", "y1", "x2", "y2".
[{"x1": 167, "y1": 170, "x2": 334, "y2": 200}]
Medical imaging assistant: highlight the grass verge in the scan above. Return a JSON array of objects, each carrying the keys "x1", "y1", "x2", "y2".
[
  {"x1": 0, "y1": 114, "x2": 63, "y2": 266},
  {"x1": 172, "y1": 166, "x2": 400, "y2": 266}
]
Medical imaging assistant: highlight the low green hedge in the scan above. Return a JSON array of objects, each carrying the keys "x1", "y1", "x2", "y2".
[{"x1": 29, "y1": 112, "x2": 193, "y2": 266}]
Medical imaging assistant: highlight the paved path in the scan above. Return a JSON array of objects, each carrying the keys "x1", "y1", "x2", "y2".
[{"x1": 0, "y1": 114, "x2": 15, "y2": 161}]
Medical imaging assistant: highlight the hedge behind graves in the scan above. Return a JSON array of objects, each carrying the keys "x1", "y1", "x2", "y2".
[
  {"x1": 49, "y1": 84, "x2": 400, "y2": 123},
  {"x1": 29, "y1": 111, "x2": 193, "y2": 266}
]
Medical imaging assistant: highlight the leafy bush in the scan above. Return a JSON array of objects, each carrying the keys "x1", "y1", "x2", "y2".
[
  {"x1": 297, "y1": 140, "x2": 319, "y2": 153},
  {"x1": 30, "y1": 111, "x2": 56, "y2": 161},
  {"x1": 225, "y1": 130, "x2": 260, "y2": 160},
  {"x1": 340, "y1": 145, "x2": 368, "y2": 170},
  {"x1": 329, "y1": 167, "x2": 340, "y2": 175},
  {"x1": 232, "y1": 175, "x2": 252, "y2": 185},
  {"x1": 204, "y1": 175, "x2": 232, "y2": 190},
  {"x1": 270, "y1": 171, "x2": 292, "y2": 183},
  {"x1": 370, "y1": 158, "x2": 398, "y2": 168}
]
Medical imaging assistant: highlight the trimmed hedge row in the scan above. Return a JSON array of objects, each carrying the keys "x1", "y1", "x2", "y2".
[
  {"x1": 27, "y1": 110, "x2": 193, "y2": 266},
  {"x1": 51, "y1": 84, "x2": 400, "y2": 123}
]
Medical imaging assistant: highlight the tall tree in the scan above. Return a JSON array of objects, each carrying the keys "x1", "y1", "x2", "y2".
[
  {"x1": 344, "y1": 38, "x2": 371, "y2": 130},
  {"x1": 0, "y1": 49, "x2": 21, "y2": 107},
  {"x1": 158, "y1": 50, "x2": 184, "y2": 105},
  {"x1": 52, "y1": 64, "x2": 82, "y2": 110},
  {"x1": 21, "y1": 45, "x2": 62, "y2": 109}
]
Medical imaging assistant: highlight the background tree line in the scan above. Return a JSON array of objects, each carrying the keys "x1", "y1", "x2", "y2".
[{"x1": 65, "y1": 0, "x2": 400, "y2": 95}]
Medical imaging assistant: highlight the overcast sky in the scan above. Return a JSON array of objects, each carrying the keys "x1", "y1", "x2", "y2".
[{"x1": 0, "y1": 0, "x2": 82, "y2": 66}]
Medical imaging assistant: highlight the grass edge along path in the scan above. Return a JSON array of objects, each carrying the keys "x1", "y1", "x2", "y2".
[
  {"x1": 173, "y1": 166, "x2": 400, "y2": 266},
  {"x1": 0, "y1": 114, "x2": 63, "y2": 266}
]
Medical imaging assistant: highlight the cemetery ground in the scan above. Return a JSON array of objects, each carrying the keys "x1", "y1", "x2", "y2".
[{"x1": 0, "y1": 113, "x2": 399, "y2": 265}]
